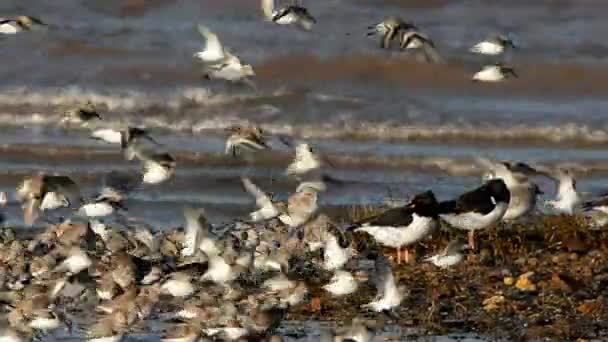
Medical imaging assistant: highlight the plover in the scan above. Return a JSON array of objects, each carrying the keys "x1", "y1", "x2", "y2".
[
  {"x1": 354, "y1": 190, "x2": 440, "y2": 264},
  {"x1": 423, "y1": 240, "x2": 468, "y2": 268},
  {"x1": 161, "y1": 272, "x2": 195, "y2": 298},
  {"x1": 241, "y1": 177, "x2": 280, "y2": 222},
  {"x1": 204, "y1": 52, "x2": 256, "y2": 83},
  {"x1": 181, "y1": 206, "x2": 211, "y2": 257},
  {"x1": 439, "y1": 179, "x2": 510, "y2": 250},
  {"x1": 544, "y1": 168, "x2": 581, "y2": 215},
  {"x1": 278, "y1": 181, "x2": 325, "y2": 228},
  {"x1": 478, "y1": 158, "x2": 543, "y2": 221},
  {"x1": 399, "y1": 30, "x2": 441, "y2": 63},
  {"x1": 472, "y1": 63, "x2": 518, "y2": 82},
  {"x1": 139, "y1": 152, "x2": 176, "y2": 185},
  {"x1": 361, "y1": 252, "x2": 406, "y2": 313},
  {"x1": 195, "y1": 24, "x2": 255, "y2": 82},
  {"x1": 470, "y1": 35, "x2": 515, "y2": 56},
  {"x1": 368, "y1": 16, "x2": 417, "y2": 49},
  {"x1": 285, "y1": 142, "x2": 322, "y2": 177},
  {"x1": 78, "y1": 192, "x2": 126, "y2": 218},
  {"x1": 225, "y1": 125, "x2": 269, "y2": 157},
  {"x1": 16, "y1": 174, "x2": 82, "y2": 225},
  {"x1": 61, "y1": 101, "x2": 102, "y2": 126},
  {"x1": 339, "y1": 317, "x2": 375, "y2": 342},
  {"x1": 0, "y1": 16, "x2": 46, "y2": 35},
  {"x1": 320, "y1": 226, "x2": 352, "y2": 271},
  {"x1": 262, "y1": 0, "x2": 316, "y2": 31},
  {"x1": 322, "y1": 270, "x2": 358, "y2": 296}
]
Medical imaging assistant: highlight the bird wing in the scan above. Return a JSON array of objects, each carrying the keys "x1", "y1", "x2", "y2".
[
  {"x1": 372, "y1": 254, "x2": 395, "y2": 296},
  {"x1": 43, "y1": 175, "x2": 82, "y2": 207},
  {"x1": 182, "y1": 206, "x2": 209, "y2": 256},
  {"x1": 355, "y1": 205, "x2": 414, "y2": 227},
  {"x1": 261, "y1": 0, "x2": 275, "y2": 21},
  {"x1": 197, "y1": 24, "x2": 225, "y2": 61},
  {"x1": 440, "y1": 186, "x2": 495, "y2": 215},
  {"x1": 241, "y1": 177, "x2": 273, "y2": 210}
]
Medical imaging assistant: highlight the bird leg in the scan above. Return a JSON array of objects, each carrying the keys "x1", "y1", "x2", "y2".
[
  {"x1": 404, "y1": 248, "x2": 410, "y2": 264},
  {"x1": 468, "y1": 231, "x2": 476, "y2": 251}
]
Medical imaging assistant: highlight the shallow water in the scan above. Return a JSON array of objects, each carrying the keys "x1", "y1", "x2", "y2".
[{"x1": 1, "y1": 0, "x2": 607, "y2": 230}]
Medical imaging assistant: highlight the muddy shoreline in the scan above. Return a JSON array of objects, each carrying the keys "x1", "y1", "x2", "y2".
[{"x1": 289, "y1": 213, "x2": 608, "y2": 341}]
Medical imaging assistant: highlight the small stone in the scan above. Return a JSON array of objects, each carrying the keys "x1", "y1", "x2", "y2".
[
  {"x1": 482, "y1": 295, "x2": 505, "y2": 311},
  {"x1": 504, "y1": 277, "x2": 515, "y2": 286},
  {"x1": 515, "y1": 272, "x2": 537, "y2": 291},
  {"x1": 310, "y1": 297, "x2": 322, "y2": 313},
  {"x1": 527, "y1": 257, "x2": 539, "y2": 266},
  {"x1": 577, "y1": 302, "x2": 596, "y2": 316},
  {"x1": 550, "y1": 273, "x2": 572, "y2": 293},
  {"x1": 568, "y1": 253, "x2": 578, "y2": 261}
]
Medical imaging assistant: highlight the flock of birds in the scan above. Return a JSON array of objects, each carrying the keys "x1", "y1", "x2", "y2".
[{"x1": 0, "y1": 1, "x2": 604, "y2": 341}]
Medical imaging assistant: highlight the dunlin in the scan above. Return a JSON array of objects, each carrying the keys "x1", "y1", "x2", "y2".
[
  {"x1": 544, "y1": 168, "x2": 581, "y2": 215},
  {"x1": 241, "y1": 177, "x2": 280, "y2": 222},
  {"x1": 470, "y1": 35, "x2": 515, "y2": 56},
  {"x1": 225, "y1": 125, "x2": 269, "y2": 157},
  {"x1": 472, "y1": 63, "x2": 518, "y2": 82},
  {"x1": 361, "y1": 252, "x2": 405, "y2": 312},
  {"x1": 61, "y1": 101, "x2": 102, "y2": 126},
  {"x1": 423, "y1": 240, "x2": 469, "y2": 268},
  {"x1": 0, "y1": 16, "x2": 46, "y2": 35},
  {"x1": 478, "y1": 158, "x2": 543, "y2": 221},
  {"x1": 262, "y1": 0, "x2": 316, "y2": 31},
  {"x1": 322, "y1": 270, "x2": 358, "y2": 296},
  {"x1": 368, "y1": 16, "x2": 417, "y2": 49}
]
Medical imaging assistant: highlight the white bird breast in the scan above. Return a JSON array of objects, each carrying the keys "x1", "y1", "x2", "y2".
[
  {"x1": 429, "y1": 254, "x2": 463, "y2": 268},
  {"x1": 0, "y1": 23, "x2": 19, "y2": 34},
  {"x1": 473, "y1": 66, "x2": 505, "y2": 82},
  {"x1": 471, "y1": 41, "x2": 504, "y2": 55},
  {"x1": 161, "y1": 279, "x2": 194, "y2": 297},
  {"x1": 63, "y1": 253, "x2": 92, "y2": 273},
  {"x1": 88, "y1": 336, "x2": 124, "y2": 342},
  {"x1": 40, "y1": 192, "x2": 68, "y2": 210},
  {"x1": 355, "y1": 214, "x2": 436, "y2": 248},
  {"x1": 91, "y1": 129, "x2": 122, "y2": 144},
  {"x1": 143, "y1": 163, "x2": 172, "y2": 184},
  {"x1": 440, "y1": 202, "x2": 508, "y2": 231},
  {"x1": 80, "y1": 202, "x2": 114, "y2": 217},
  {"x1": 29, "y1": 316, "x2": 61, "y2": 330}
]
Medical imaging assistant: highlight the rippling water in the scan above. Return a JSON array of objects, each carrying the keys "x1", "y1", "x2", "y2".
[{"x1": 1, "y1": 0, "x2": 608, "y2": 228}]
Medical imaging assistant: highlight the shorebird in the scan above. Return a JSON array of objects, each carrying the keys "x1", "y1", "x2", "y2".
[
  {"x1": 61, "y1": 101, "x2": 102, "y2": 126},
  {"x1": 544, "y1": 168, "x2": 581, "y2": 215},
  {"x1": 472, "y1": 63, "x2": 518, "y2": 82},
  {"x1": 78, "y1": 191, "x2": 126, "y2": 218},
  {"x1": 181, "y1": 206, "x2": 213, "y2": 257},
  {"x1": 322, "y1": 270, "x2": 358, "y2": 296},
  {"x1": 16, "y1": 174, "x2": 82, "y2": 225},
  {"x1": 354, "y1": 190, "x2": 440, "y2": 264},
  {"x1": 423, "y1": 240, "x2": 468, "y2": 268},
  {"x1": 0, "y1": 16, "x2": 46, "y2": 34},
  {"x1": 339, "y1": 317, "x2": 375, "y2": 342},
  {"x1": 241, "y1": 177, "x2": 280, "y2": 222},
  {"x1": 278, "y1": 181, "x2": 325, "y2": 228},
  {"x1": 261, "y1": 0, "x2": 316, "y2": 31},
  {"x1": 361, "y1": 252, "x2": 405, "y2": 313},
  {"x1": 285, "y1": 142, "x2": 323, "y2": 177},
  {"x1": 439, "y1": 179, "x2": 510, "y2": 250},
  {"x1": 478, "y1": 158, "x2": 543, "y2": 221},
  {"x1": 225, "y1": 125, "x2": 269, "y2": 157},
  {"x1": 368, "y1": 16, "x2": 417, "y2": 49},
  {"x1": 470, "y1": 35, "x2": 516, "y2": 56},
  {"x1": 399, "y1": 30, "x2": 441, "y2": 63},
  {"x1": 320, "y1": 226, "x2": 352, "y2": 271},
  {"x1": 90, "y1": 126, "x2": 157, "y2": 147},
  {"x1": 194, "y1": 24, "x2": 254, "y2": 82}
]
